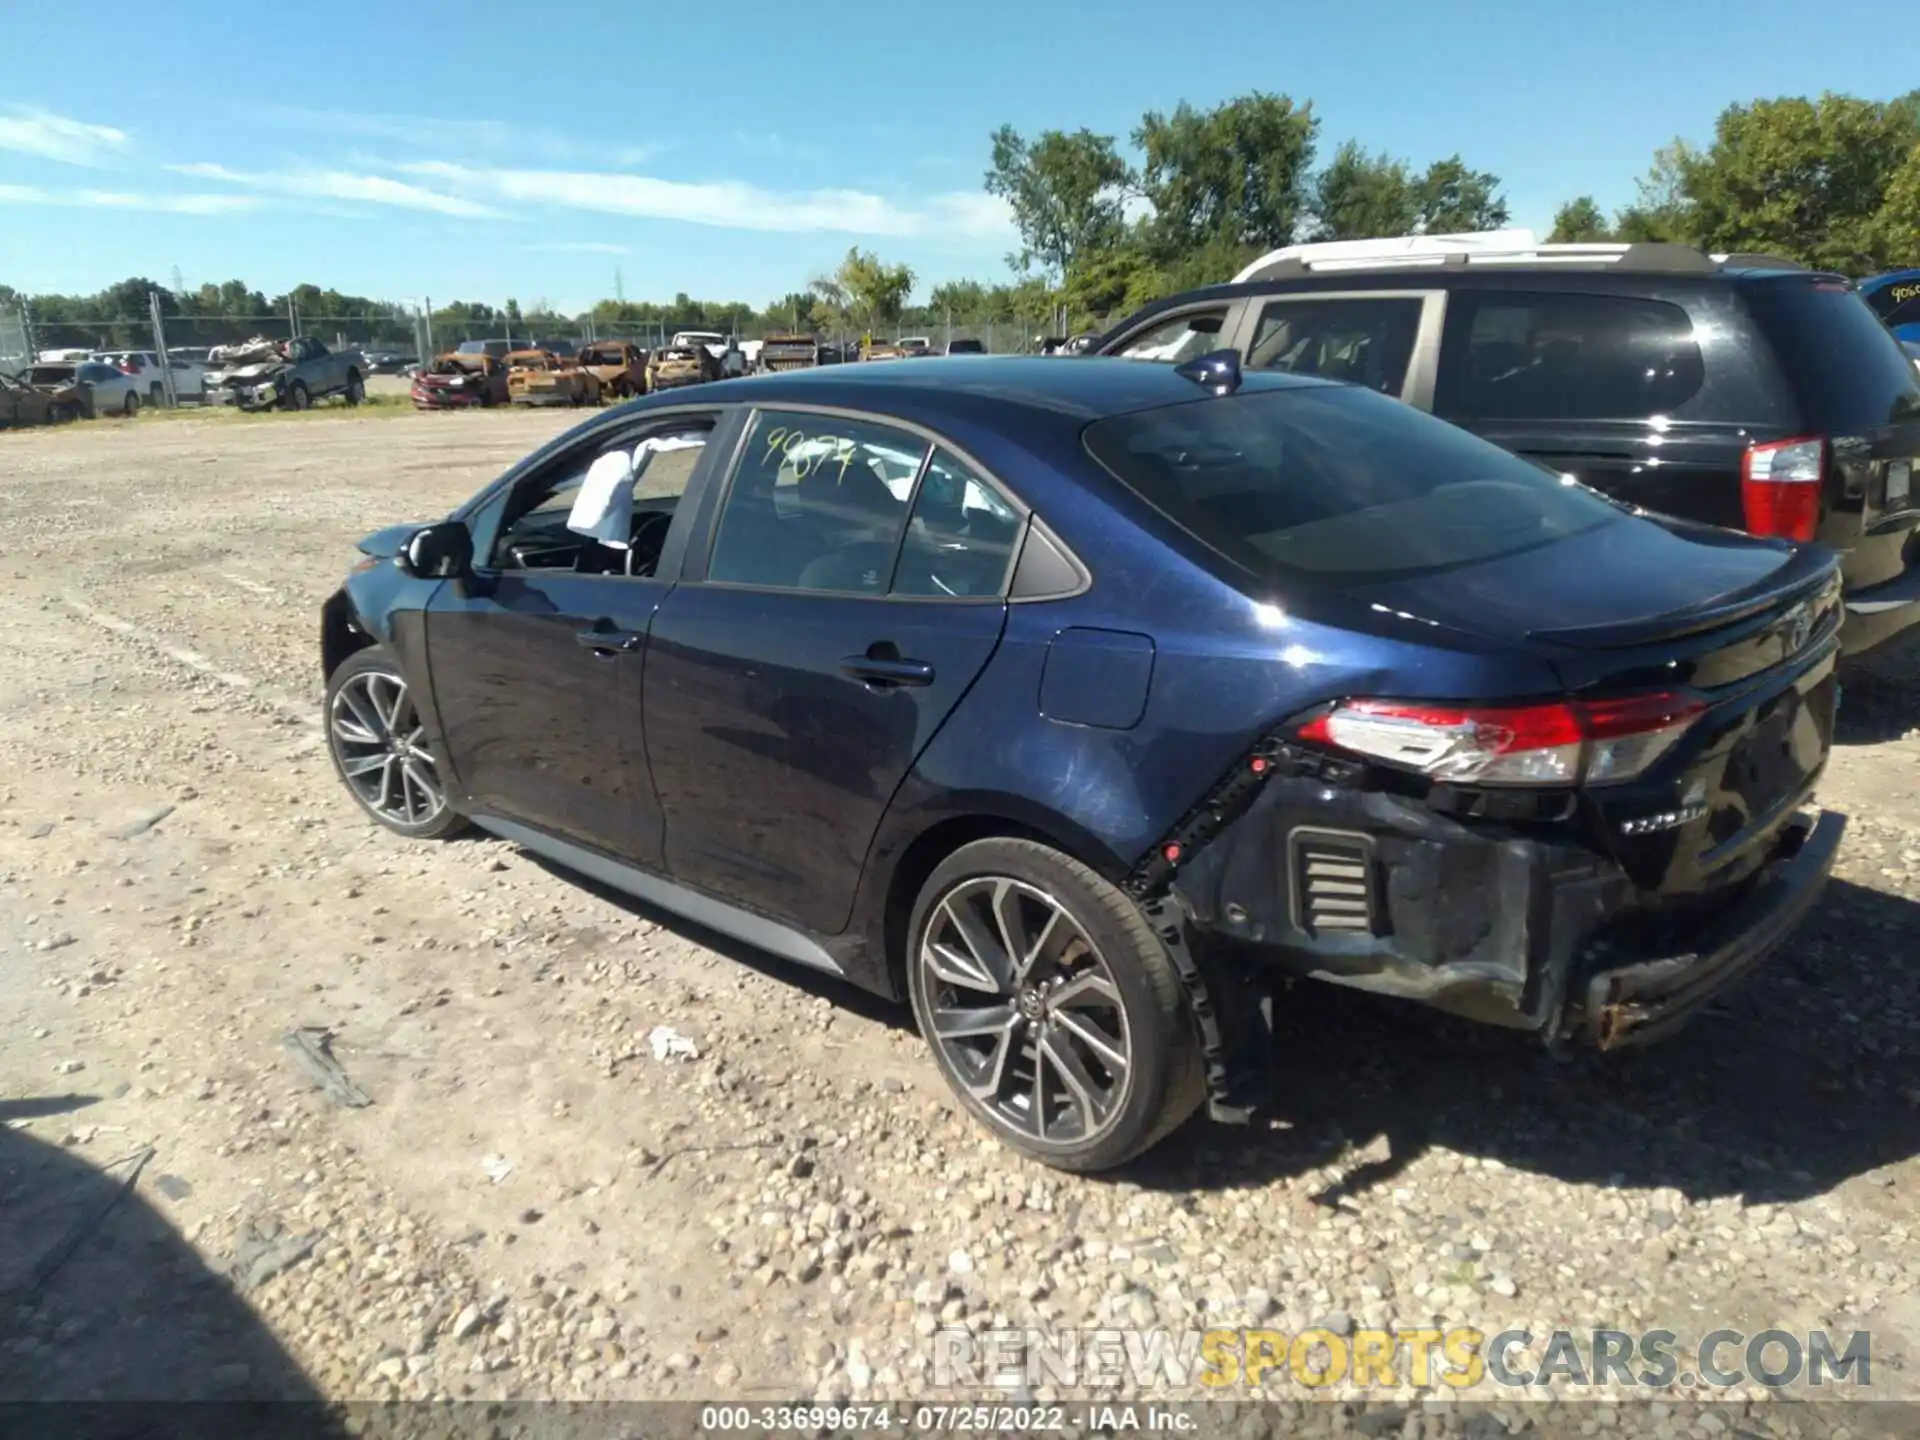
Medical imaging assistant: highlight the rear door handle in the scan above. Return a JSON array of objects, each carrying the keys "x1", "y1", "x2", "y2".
[
  {"x1": 576, "y1": 627, "x2": 643, "y2": 655},
  {"x1": 840, "y1": 655, "x2": 935, "y2": 687}
]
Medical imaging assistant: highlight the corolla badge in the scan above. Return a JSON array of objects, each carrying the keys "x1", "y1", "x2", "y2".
[{"x1": 1620, "y1": 781, "x2": 1709, "y2": 837}]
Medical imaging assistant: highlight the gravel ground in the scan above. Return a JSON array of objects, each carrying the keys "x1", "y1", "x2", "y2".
[{"x1": 1, "y1": 410, "x2": 1918, "y2": 1435}]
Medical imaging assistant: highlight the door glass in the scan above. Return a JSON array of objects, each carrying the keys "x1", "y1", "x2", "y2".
[
  {"x1": 708, "y1": 409, "x2": 925, "y2": 592},
  {"x1": 1436, "y1": 291, "x2": 1705, "y2": 421},
  {"x1": 893, "y1": 450, "x2": 1022, "y2": 598},
  {"x1": 492, "y1": 426, "x2": 709, "y2": 574},
  {"x1": 1110, "y1": 309, "x2": 1228, "y2": 363},
  {"x1": 1246, "y1": 297, "x2": 1423, "y2": 395}
]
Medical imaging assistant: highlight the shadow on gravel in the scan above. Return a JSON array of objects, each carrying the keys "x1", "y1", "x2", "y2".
[
  {"x1": 514, "y1": 849, "x2": 913, "y2": 1034},
  {"x1": 1131, "y1": 876, "x2": 1920, "y2": 1206},
  {"x1": 1835, "y1": 650, "x2": 1918, "y2": 746},
  {"x1": 0, "y1": 1107, "x2": 331, "y2": 1416}
]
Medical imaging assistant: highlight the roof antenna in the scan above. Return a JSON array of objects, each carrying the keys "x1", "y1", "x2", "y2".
[{"x1": 1175, "y1": 348, "x2": 1242, "y2": 396}]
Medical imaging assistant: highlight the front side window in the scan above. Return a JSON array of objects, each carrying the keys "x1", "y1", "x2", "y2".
[
  {"x1": 1110, "y1": 309, "x2": 1228, "y2": 364},
  {"x1": 1084, "y1": 385, "x2": 1621, "y2": 589},
  {"x1": 894, "y1": 450, "x2": 1023, "y2": 598},
  {"x1": 1436, "y1": 290, "x2": 1704, "y2": 422},
  {"x1": 492, "y1": 422, "x2": 711, "y2": 575},
  {"x1": 708, "y1": 410, "x2": 925, "y2": 592},
  {"x1": 1246, "y1": 297, "x2": 1423, "y2": 395}
]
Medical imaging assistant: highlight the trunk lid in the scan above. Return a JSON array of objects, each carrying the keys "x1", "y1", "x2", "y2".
[{"x1": 1348, "y1": 517, "x2": 1842, "y2": 896}]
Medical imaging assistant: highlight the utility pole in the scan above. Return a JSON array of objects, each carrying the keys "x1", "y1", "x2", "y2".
[
  {"x1": 423, "y1": 297, "x2": 434, "y2": 358},
  {"x1": 149, "y1": 290, "x2": 178, "y2": 408},
  {"x1": 287, "y1": 295, "x2": 299, "y2": 339}
]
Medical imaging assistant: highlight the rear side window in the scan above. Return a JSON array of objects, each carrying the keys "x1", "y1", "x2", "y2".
[
  {"x1": 1744, "y1": 279, "x2": 1920, "y2": 432},
  {"x1": 1084, "y1": 386, "x2": 1621, "y2": 589},
  {"x1": 1246, "y1": 297, "x2": 1422, "y2": 395},
  {"x1": 1436, "y1": 291, "x2": 1704, "y2": 422}
]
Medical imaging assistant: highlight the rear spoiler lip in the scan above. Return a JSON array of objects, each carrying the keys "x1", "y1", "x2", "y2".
[{"x1": 1526, "y1": 545, "x2": 1841, "y2": 649}]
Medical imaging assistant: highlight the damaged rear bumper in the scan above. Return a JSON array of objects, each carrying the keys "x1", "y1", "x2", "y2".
[
  {"x1": 1577, "y1": 809, "x2": 1843, "y2": 1047},
  {"x1": 1162, "y1": 757, "x2": 1842, "y2": 1048}
]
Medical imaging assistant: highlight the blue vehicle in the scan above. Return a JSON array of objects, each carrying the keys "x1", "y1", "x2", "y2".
[
  {"x1": 320, "y1": 355, "x2": 1844, "y2": 1170},
  {"x1": 1860, "y1": 268, "x2": 1920, "y2": 348}
]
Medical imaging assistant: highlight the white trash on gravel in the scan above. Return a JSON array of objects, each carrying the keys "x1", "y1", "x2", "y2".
[{"x1": 648, "y1": 1025, "x2": 700, "y2": 1062}]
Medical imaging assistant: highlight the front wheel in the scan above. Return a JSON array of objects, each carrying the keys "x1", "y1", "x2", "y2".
[
  {"x1": 122, "y1": 391, "x2": 140, "y2": 418},
  {"x1": 287, "y1": 381, "x2": 311, "y2": 411},
  {"x1": 325, "y1": 646, "x2": 468, "y2": 840},
  {"x1": 906, "y1": 838, "x2": 1204, "y2": 1172}
]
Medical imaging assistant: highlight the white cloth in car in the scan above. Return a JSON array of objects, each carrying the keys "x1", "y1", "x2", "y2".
[{"x1": 566, "y1": 434, "x2": 705, "y2": 548}]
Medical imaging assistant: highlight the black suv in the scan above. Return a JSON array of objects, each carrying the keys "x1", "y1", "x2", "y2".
[{"x1": 1095, "y1": 243, "x2": 1920, "y2": 656}]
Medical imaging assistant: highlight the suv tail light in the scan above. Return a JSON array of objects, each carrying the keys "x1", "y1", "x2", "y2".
[
  {"x1": 1296, "y1": 692, "x2": 1706, "y2": 787},
  {"x1": 1742, "y1": 436, "x2": 1825, "y2": 542}
]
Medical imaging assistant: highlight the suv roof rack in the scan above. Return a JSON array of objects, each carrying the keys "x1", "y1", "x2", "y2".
[{"x1": 1232, "y1": 232, "x2": 1808, "y2": 283}]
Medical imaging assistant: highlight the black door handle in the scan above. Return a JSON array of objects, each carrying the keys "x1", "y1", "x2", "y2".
[
  {"x1": 576, "y1": 627, "x2": 643, "y2": 655},
  {"x1": 840, "y1": 655, "x2": 935, "y2": 687}
]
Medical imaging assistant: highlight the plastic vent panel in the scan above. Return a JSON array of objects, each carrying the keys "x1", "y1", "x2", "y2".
[{"x1": 1289, "y1": 827, "x2": 1380, "y2": 937}]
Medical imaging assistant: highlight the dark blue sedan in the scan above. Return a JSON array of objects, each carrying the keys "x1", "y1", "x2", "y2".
[{"x1": 321, "y1": 354, "x2": 1844, "y2": 1170}]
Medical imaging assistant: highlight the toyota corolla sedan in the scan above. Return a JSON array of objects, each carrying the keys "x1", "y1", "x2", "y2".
[{"x1": 321, "y1": 354, "x2": 1844, "y2": 1171}]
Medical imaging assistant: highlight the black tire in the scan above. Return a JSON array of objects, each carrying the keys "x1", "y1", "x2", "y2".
[
  {"x1": 51, "y1": 403, "x2": 77, "y2": 424},
  {"x1": 122, "y1": 391, "x2": 140, "y2": 418},
  {"x1": 149, "y1": 382, "x2": 165, "y2": 407},
  {"x1": 906, "y1": 837, "x2": 1204, "y2": 1172},
  {"x1": 324, "y1": 645, "x2": 468, "y2": 841},
  {"x1": 287, "y1": 381, "x2": 311, "y2": 412},
  {"x1": 344, "y1": 371, "x2": 365, "y2": 406}
]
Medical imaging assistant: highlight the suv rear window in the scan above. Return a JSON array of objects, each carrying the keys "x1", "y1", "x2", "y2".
[
  {"x1": 1436, "y1": 290, "x2": 1704, "y2": 422},
  {"x1": 1084, "y1": 386, "x2": 1621, "y2": 588},
  {"x1": 1743, "y1": 279, "x2": 1920, "y2": 433}
]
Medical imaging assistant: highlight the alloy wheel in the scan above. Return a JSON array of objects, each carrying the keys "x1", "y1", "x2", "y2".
[
  {"x1": 328, "y1": 668, "x2": 446, "y2": 827},
  {"x1": 917, "y1": 876, "x2": 1132, "y2": 1146}
]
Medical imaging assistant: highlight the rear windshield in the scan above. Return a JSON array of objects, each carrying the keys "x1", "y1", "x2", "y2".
[
  {"x1": 1083, "y1": 385, "x2": 1623, "y2": 589},
  {"x1": 1745, "y1": 279, "x2": 1920, "y2": 432}
]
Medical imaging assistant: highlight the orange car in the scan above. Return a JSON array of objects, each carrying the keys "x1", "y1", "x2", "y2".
[
  {"x1": 577, "y1": 341, "x2": 649, "y2": 399},
  {"x1": 504, "y1": 349, "x2": 600, "y2": 407}
]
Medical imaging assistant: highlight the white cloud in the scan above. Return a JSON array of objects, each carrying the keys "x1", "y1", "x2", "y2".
[
  {"x1": 522, "y1": 241, "x2": 629, "y2": 254},
  {"x1": 0, "y1": 106, "x2": 129, "y2": 166},
  {"x1": 0, "y1": 182, "x2": 258, "y2": 215},
  {"x1": 168, "y1": 161, "x2": 501, "y2": 217},
  {"x1": 399, "y1": 161, "x2": 1016, "y2": 241},
  {"x1": 257, "y1": 104, "x2": 668, "y2": 167}
]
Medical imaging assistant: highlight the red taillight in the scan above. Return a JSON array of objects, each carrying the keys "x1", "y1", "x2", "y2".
[
  {"x1": 1742, "y1": 435, "x2": 1824, "y2": 542},
  {"x1": 1296, "y1": 692, "x2": 1706, "y2": 787}
]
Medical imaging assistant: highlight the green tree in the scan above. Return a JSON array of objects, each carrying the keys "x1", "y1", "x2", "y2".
[
  {"x1": 985, "y1": 125, "x2": 1131, "y2": 280},
  {"x1": 1679, "y1": 94, "x2": 1920, "y2": 269},
  {"x1": 1308, "y1": 142, "x2": 1418, "y2": 240},
  {"x1": 927, "y1": 279, "x2": 989, "y2": 324},
  {"x1": 1548, "y1": 195, "x2": 1613, "y2": 243},
  {"x1": 832, "y1": 248, "x2": 915, "y2": 335},
  {"x1": 768, "y1": 290, "x2": 818, "y2": 331},
  {"x1": 1413, "y1": 156, "x2": 1509, "y2": 233},
  {"x1": 1133, "y1": 93, "x2": 1318, "y2": 259}
]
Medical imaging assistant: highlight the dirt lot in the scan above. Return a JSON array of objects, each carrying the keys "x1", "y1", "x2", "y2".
[{"x1": 3, "y1": 410, "x2": 1920, "y2": 1430}]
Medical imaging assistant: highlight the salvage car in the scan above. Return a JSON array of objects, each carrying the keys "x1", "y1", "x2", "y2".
[
  {"x1": 0, "y1": 370, "x2": 83, "y2": 427},
  {"x1": 320, "y1": 355, "x2": 1844, "y2": 1171},
  {"x1": 758, "y1": 334, "x2": 821, "y2": 373},
  {"x1": 505, "y1": 349, "x2": 600, "y2": 407},
  {"x1": 578, "y1": 341, "x2": 649, "y2": 399},
  {"x1": 646, "y1": 344, "x2": 720, "y2": 391},
  {"x1": 205, "y1": 335, "x2": 368, "y2": 411},
  {"x1": 411, "y1": 353, "x2": 509, "y2": 409},
  {"x1": 29, "y1": 361, "x2": 142, "y2": 417},
  {"x1": 1095, "y1": 237, "x2": 1920, "y2": 658}
]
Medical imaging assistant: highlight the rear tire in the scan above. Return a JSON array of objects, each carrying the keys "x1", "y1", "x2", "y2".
[
  {"x1": 122, "y1": 392, "x2": 140, "y2": 418},
  {"x1": 906, "y1": 837, "x2": 1204, "y2": 1172},
  {"x1": 344, "y1": 371, "x2": 365, "y2": 406}
]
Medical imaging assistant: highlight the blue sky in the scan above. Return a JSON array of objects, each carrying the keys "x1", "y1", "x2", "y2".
[{"x1": 0, "y1": 0, "x2": 1910, "y2": 312}]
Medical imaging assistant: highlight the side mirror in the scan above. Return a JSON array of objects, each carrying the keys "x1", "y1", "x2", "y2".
[{"x1": 398, "y1": 520, "x2": 474, "y2": 578}]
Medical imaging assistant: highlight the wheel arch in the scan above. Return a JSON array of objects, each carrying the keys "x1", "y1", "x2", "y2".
[
  {"x1": 321, "y1": 587, "x2": 376, "y2": 682},
  {"x1": 856, "y1": 796, "x2": 1130, "y2": 1003}
]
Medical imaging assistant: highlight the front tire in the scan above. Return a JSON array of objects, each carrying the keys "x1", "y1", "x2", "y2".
[
  {"x1": 325, "y1": 646, "x2": 468, "y2": 840},
  {"x1": 122, "y1": 391, "x2": 140, "y2": 418},
  {"x1": 906, "y1": 838, "x2": 1204, "y2": 1172},
  {"x1": 287, "y1": 381, "x2": 311, "y2": 411}
]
